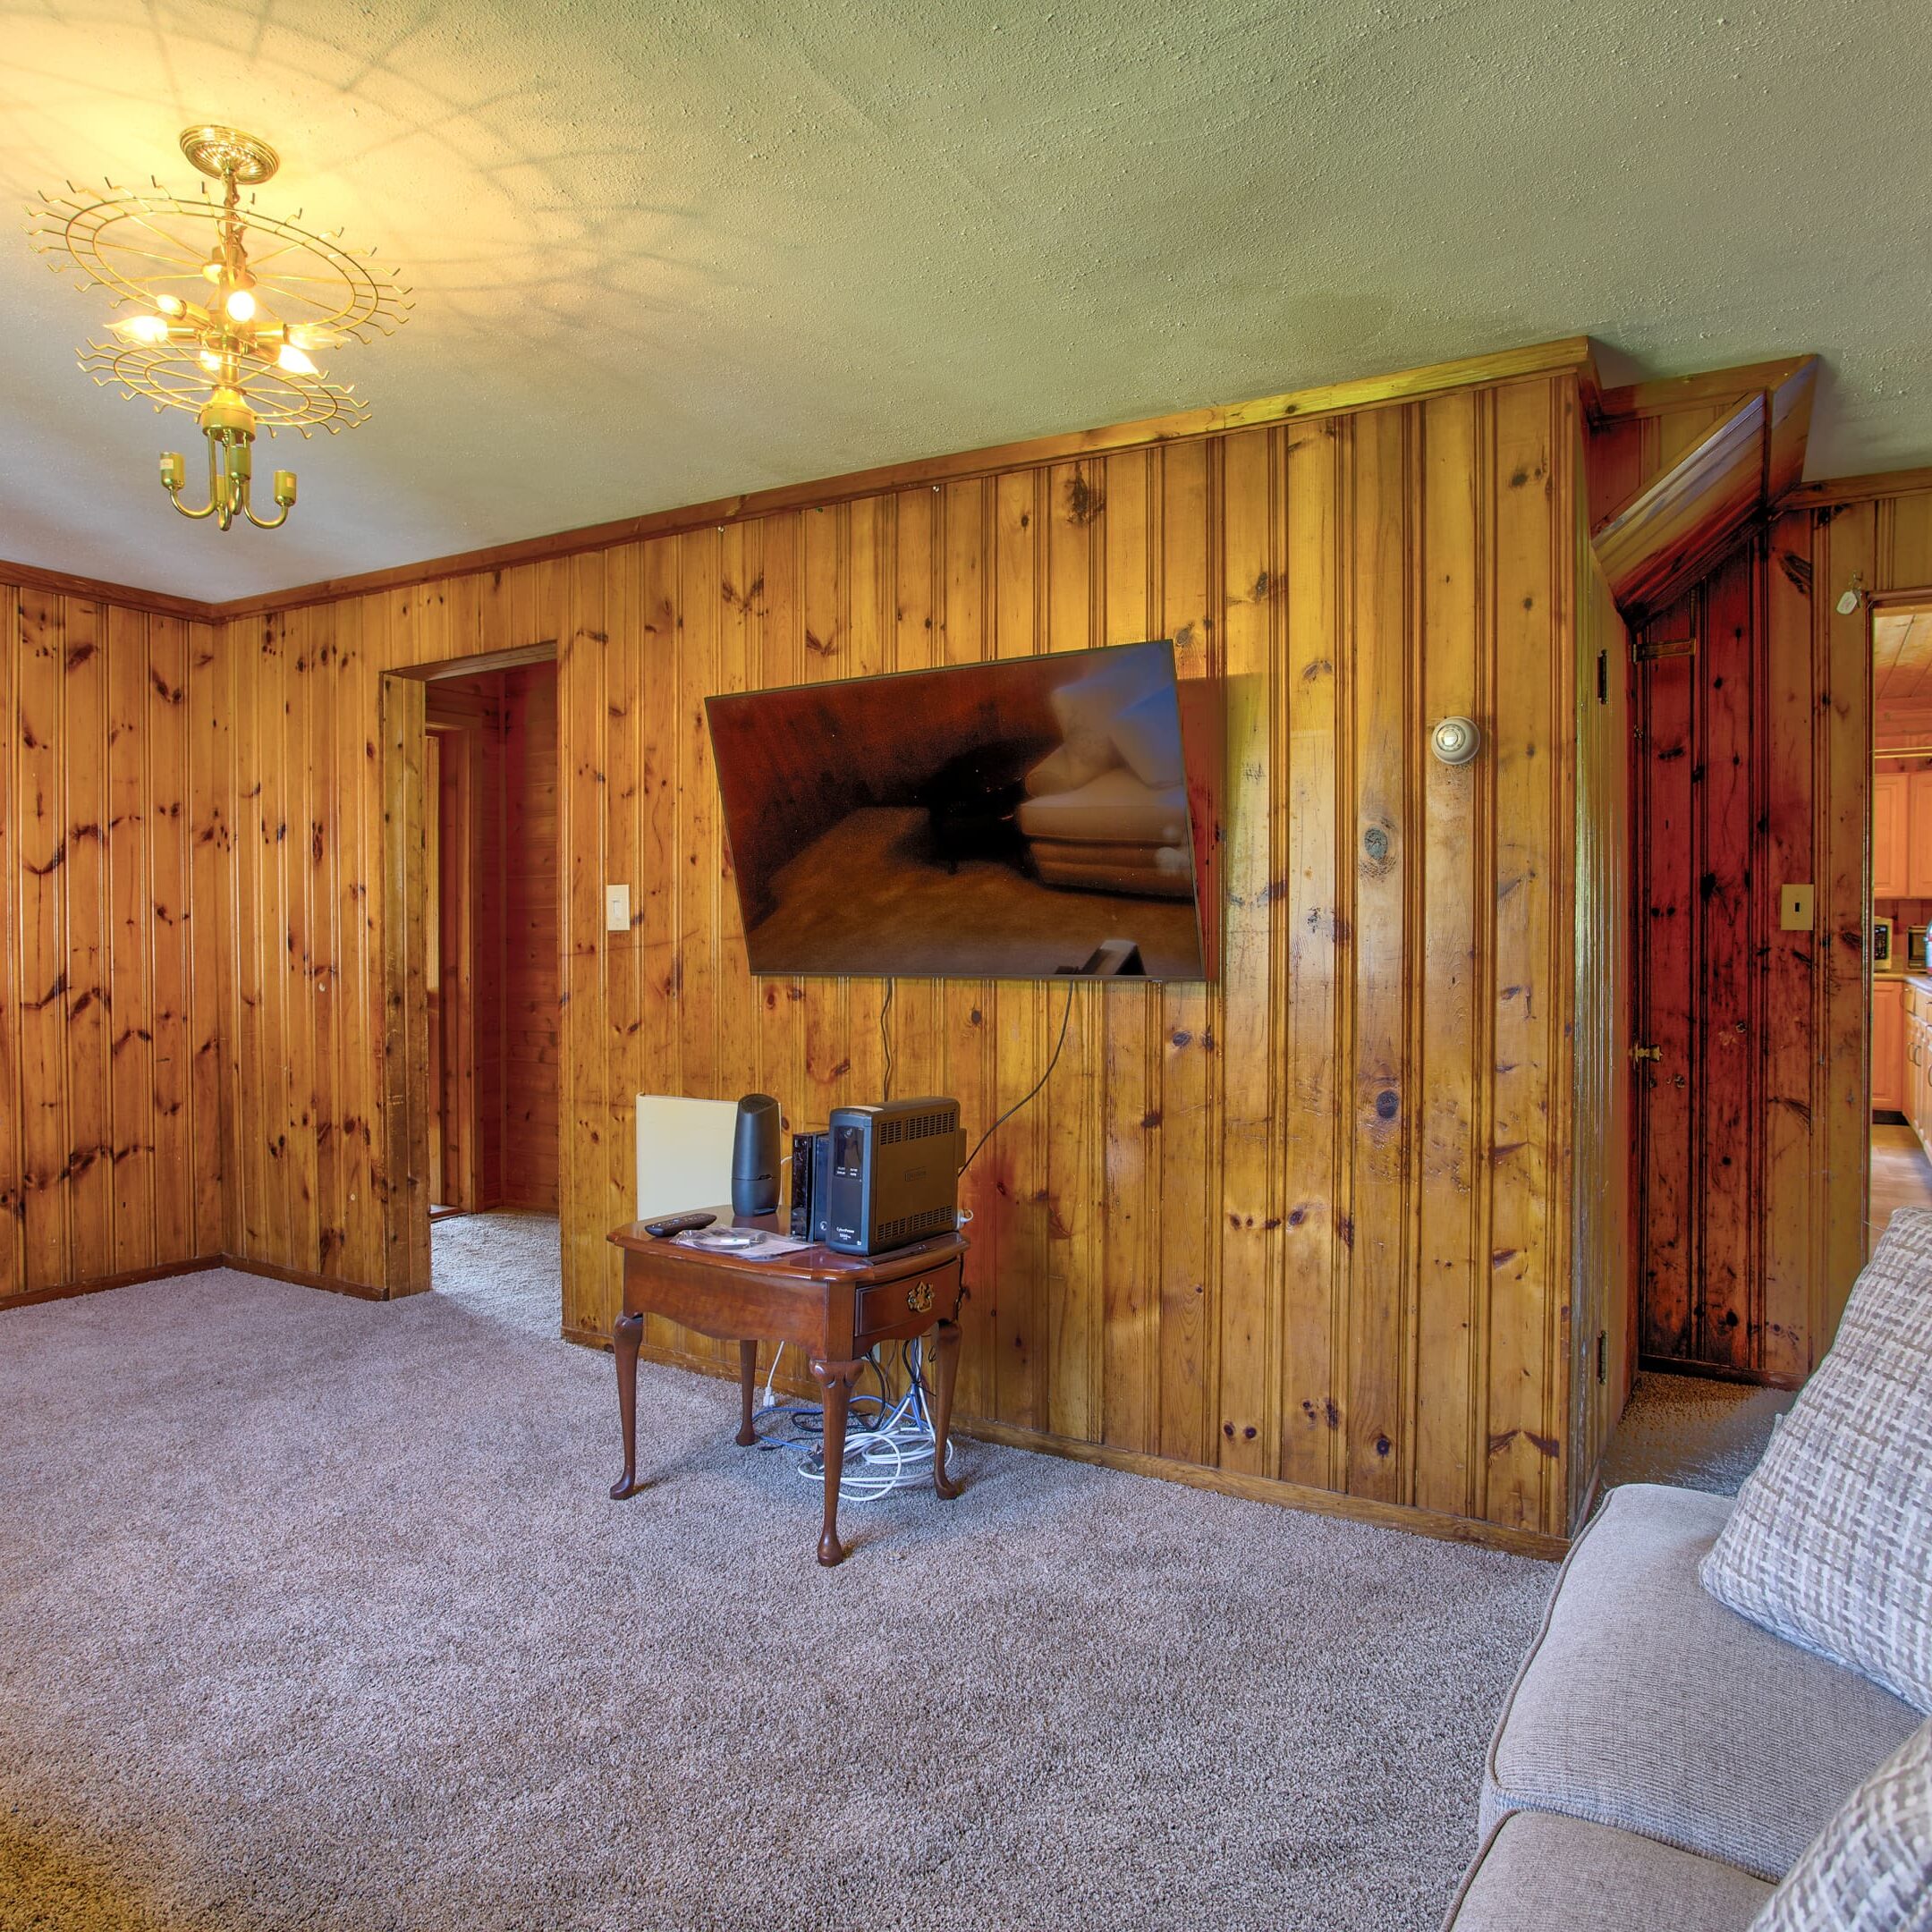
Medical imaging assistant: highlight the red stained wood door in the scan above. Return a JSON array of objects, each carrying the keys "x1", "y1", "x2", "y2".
[{"x1": 1631, "y1": 546, "x2": 1777, "y2": 1377}]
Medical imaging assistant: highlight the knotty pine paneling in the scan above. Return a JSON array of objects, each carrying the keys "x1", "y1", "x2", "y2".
[
  {"x1": 208, "y1": 371, "x2": 1590, "y2": 1537},
  {"x1": 0, "y1": 580, "x2": 225, "y2": 1303}
]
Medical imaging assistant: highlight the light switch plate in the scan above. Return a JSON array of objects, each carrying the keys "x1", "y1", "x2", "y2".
[
  {"x1": 1779, "y1": 883, "x2": 1814, "y2": 931},
  {"x1": 605, "y1": 884, "x2": 631, "y2": 934}
]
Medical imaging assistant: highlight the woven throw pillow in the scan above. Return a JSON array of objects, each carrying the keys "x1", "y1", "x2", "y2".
[
  {"x1": 1700, "y1": 1207, "x2": 1932, "y2": 1711},
  {"x1": 1750, "y1": 1719, "x2": 1932, "y2": 1932}
]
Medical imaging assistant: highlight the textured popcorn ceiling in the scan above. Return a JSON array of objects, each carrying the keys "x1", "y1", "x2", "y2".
[{"x1": 4, "y1": 0, "x2": 1929, "y2": 602}]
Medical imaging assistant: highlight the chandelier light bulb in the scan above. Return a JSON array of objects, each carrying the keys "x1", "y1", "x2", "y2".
[{"x1": 31, "y1": 121, "x2": 410, "y2": 535}]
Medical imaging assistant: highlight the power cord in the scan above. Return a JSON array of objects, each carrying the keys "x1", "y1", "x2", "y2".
[
  {"x1": 878, "y1": 980, "x2": 895, "y2": 1105},
  {"x1": 957, "y1": 979, "x2": 1074, "y2": 1178},
  {"x1": 754, "y1": 1338, "x2": 937, "y2": 1500}
]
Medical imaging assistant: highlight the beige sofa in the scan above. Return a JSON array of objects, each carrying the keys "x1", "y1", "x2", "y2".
[{"x1": 1443, "y1": 1480, "x2": 1922, "y2": 1929}]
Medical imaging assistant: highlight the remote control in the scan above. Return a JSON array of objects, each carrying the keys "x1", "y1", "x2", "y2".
[{"x1": 643, "y1": 1211, "x2": 717, "y2": 1239}]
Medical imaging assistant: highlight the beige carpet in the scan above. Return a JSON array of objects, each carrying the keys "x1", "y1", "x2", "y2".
[
  {"x1": 432, "y1": 1208, "x2": 564, "y2": 1335},
  {"x1": 1600, "y1": 1371, "x2": 1793, "y2": 1496},
  {"x1": 0, "y1": 1265, "x2": 1552, "y2": 1932}
]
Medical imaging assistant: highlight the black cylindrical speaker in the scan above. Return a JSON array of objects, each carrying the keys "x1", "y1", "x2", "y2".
[{"x1": 731, "y1": 1093, "x2": 782, "y2": 1216}]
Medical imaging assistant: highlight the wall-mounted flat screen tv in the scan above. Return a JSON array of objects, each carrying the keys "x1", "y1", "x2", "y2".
[{"x1": 708, "y1": 640, "x2": 1212, "y2": 981}]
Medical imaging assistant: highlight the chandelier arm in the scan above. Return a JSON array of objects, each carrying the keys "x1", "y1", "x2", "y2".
[
  {"x1": 163, "y1": 438, "x2": 221, "y2": 520},
  {"x1": 241, "y1": 447, "x2": 293, "y2": 529}
]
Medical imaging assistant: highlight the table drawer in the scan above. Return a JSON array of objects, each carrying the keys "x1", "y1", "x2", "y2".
[{"x1": 857, "y1": 1258, "x2": 962, "y2": 1336}]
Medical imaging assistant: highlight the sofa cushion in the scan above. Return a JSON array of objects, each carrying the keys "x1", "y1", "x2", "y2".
[
  {"x1": 1750, "y1": 1719, "x2": 1932, "y2": 1932},
  {"x1": 1483, "y1": 1483, "x2": 1919, "y2": 1880},
  {"x1": 1443, "y1": 1811, "x2": 1771, "y2": 1932},
  {"x1": 1701, "y1": 1208, "x2": 1932, "y2": 1713}
]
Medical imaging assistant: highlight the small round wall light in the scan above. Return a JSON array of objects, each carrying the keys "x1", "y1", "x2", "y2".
[{"x1": 1430, "y1": 716, "x2": 1482, "y2": 766}]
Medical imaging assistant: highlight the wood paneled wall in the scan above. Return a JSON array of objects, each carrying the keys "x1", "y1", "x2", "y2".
[
  {"x1": 1629, "y1": 467, "x2": 1932, "y2": 1379},
  {"x1": 0, "y1": 580, "x2": 226, "y2": 1304},
  {"x1": 201, "y1": 371, "x2": 1590, "y2": 1538}
]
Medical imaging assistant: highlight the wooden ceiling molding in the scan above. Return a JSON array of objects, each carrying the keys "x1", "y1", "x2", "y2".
[
  {"x1": 15, "y1": 344, "x2": 1923, "y2": 638},
  {"x1": 7, "y1": 336, "x2": 1594, "y2": 625},
  {"x1": 1589, "y1": 358, "x2": 1818, "y2": 625},
  {"x1": 1784, "y1": 467, "x2": 1932, "y2": 512},
  {"x1": 0, "y1": 556, "x2": 218, "y2": 623}
]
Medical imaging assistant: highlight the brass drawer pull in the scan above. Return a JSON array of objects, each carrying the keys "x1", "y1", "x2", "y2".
[{"x1": 907, "y1": 1279, "x2": 934, "y2": 1313}]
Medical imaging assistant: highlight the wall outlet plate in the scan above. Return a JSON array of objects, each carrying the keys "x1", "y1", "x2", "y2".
[
  {"x1": 605, "y1": 884, "x2": 631, "y2": 934},
  {"x1": 1779, "y1": 883, "x2": 1815, "y2": 932}
]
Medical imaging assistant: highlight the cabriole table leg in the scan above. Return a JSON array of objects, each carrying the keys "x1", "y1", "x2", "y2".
[
  {"x1": 929, "y1": 1317, "x2": 962, "y2": 1500},
  {"x1": 609, "y1": 1311, "x2": 646, "y2": 1500},
  {"x1": 809, "y1": 1356, "x2": 862, "y2": 1565},
  {"x1": 736, "y1": 1340, "x2": 759, "y2": 1447}
]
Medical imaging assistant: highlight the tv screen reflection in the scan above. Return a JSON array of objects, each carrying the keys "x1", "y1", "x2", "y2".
[{"x1": 707, "y1": 640, "x2": 1208, "y2": 981}]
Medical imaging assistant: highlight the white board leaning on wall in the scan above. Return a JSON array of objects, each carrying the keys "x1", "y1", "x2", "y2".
[{"x1": 634, "y1": 1095, "x2": 741, "y2": 1223}]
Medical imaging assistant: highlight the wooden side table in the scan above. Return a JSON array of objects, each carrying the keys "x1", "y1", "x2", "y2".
[{"x1": 606, "y1": 1212, "x2": 970, "y2": 1564}]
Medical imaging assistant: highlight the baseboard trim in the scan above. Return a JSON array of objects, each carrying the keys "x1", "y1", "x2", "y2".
[
  {"x1": 0, "y1": 1256, "x2": 214, "y2": 1311},
  {"x1": 3, "y1": 1252, "x2": 388, "y2": 1310},
  {"x1": 1639, "y1": 1354, "x2": 1803, "y2": 1392},
  {"x1": 957, "y1": 1418, "x2": 1569, "y2": 1560},
  {"x1": 219, "y1": 1255, "x2": 386, "y2": 1301},
  {"x1": 563, "y1": 1326, "x2": 1569, "y2": 1560}
]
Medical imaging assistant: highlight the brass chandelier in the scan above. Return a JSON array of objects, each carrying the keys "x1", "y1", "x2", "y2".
[{"x1": 27, "y1": 124, "x2": 410, "y2": 531}]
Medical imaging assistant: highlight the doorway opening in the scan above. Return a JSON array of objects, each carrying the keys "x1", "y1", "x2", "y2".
[
  {"x1": 424, "y1": 666, "x2": 560, "y2": 1221},
  {"x1": 380, "y1": 646, "x2": 560, "y2": 1330},
  {"x1": 1868, "y1": 601, "x2": 1932, "y2": 1251}
]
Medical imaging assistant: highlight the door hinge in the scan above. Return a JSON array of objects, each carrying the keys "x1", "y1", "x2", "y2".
[
  {"x1": 1635, "y1": 632, "x2": 1698, "y2": 663},
  {"x1": 1629, "y1": 1043, "x2": 1663, "y2": 1063},
  {"x1": 1597, "y1": 1330, "x2": 1607, "y2": 1385}
]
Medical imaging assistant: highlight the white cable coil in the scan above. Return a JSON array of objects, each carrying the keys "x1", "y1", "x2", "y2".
[{"x1": 757, "y1": 1338, "x2": 937, "y2": 1500}]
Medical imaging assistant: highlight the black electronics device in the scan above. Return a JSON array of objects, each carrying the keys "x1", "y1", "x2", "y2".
[
  {"x1": 732, "y1": 1093, "x2": 782, "y2": 1216},
  {"x1": 644, "y1": 1211, "x2": 716, "y2": 1239},
  {"x1": 790, "y1": 1129, "x2": 831, "y2": 1241},
  {"x1": 823, "y1": 1097, "x2": 965, "y2": 1257}
]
